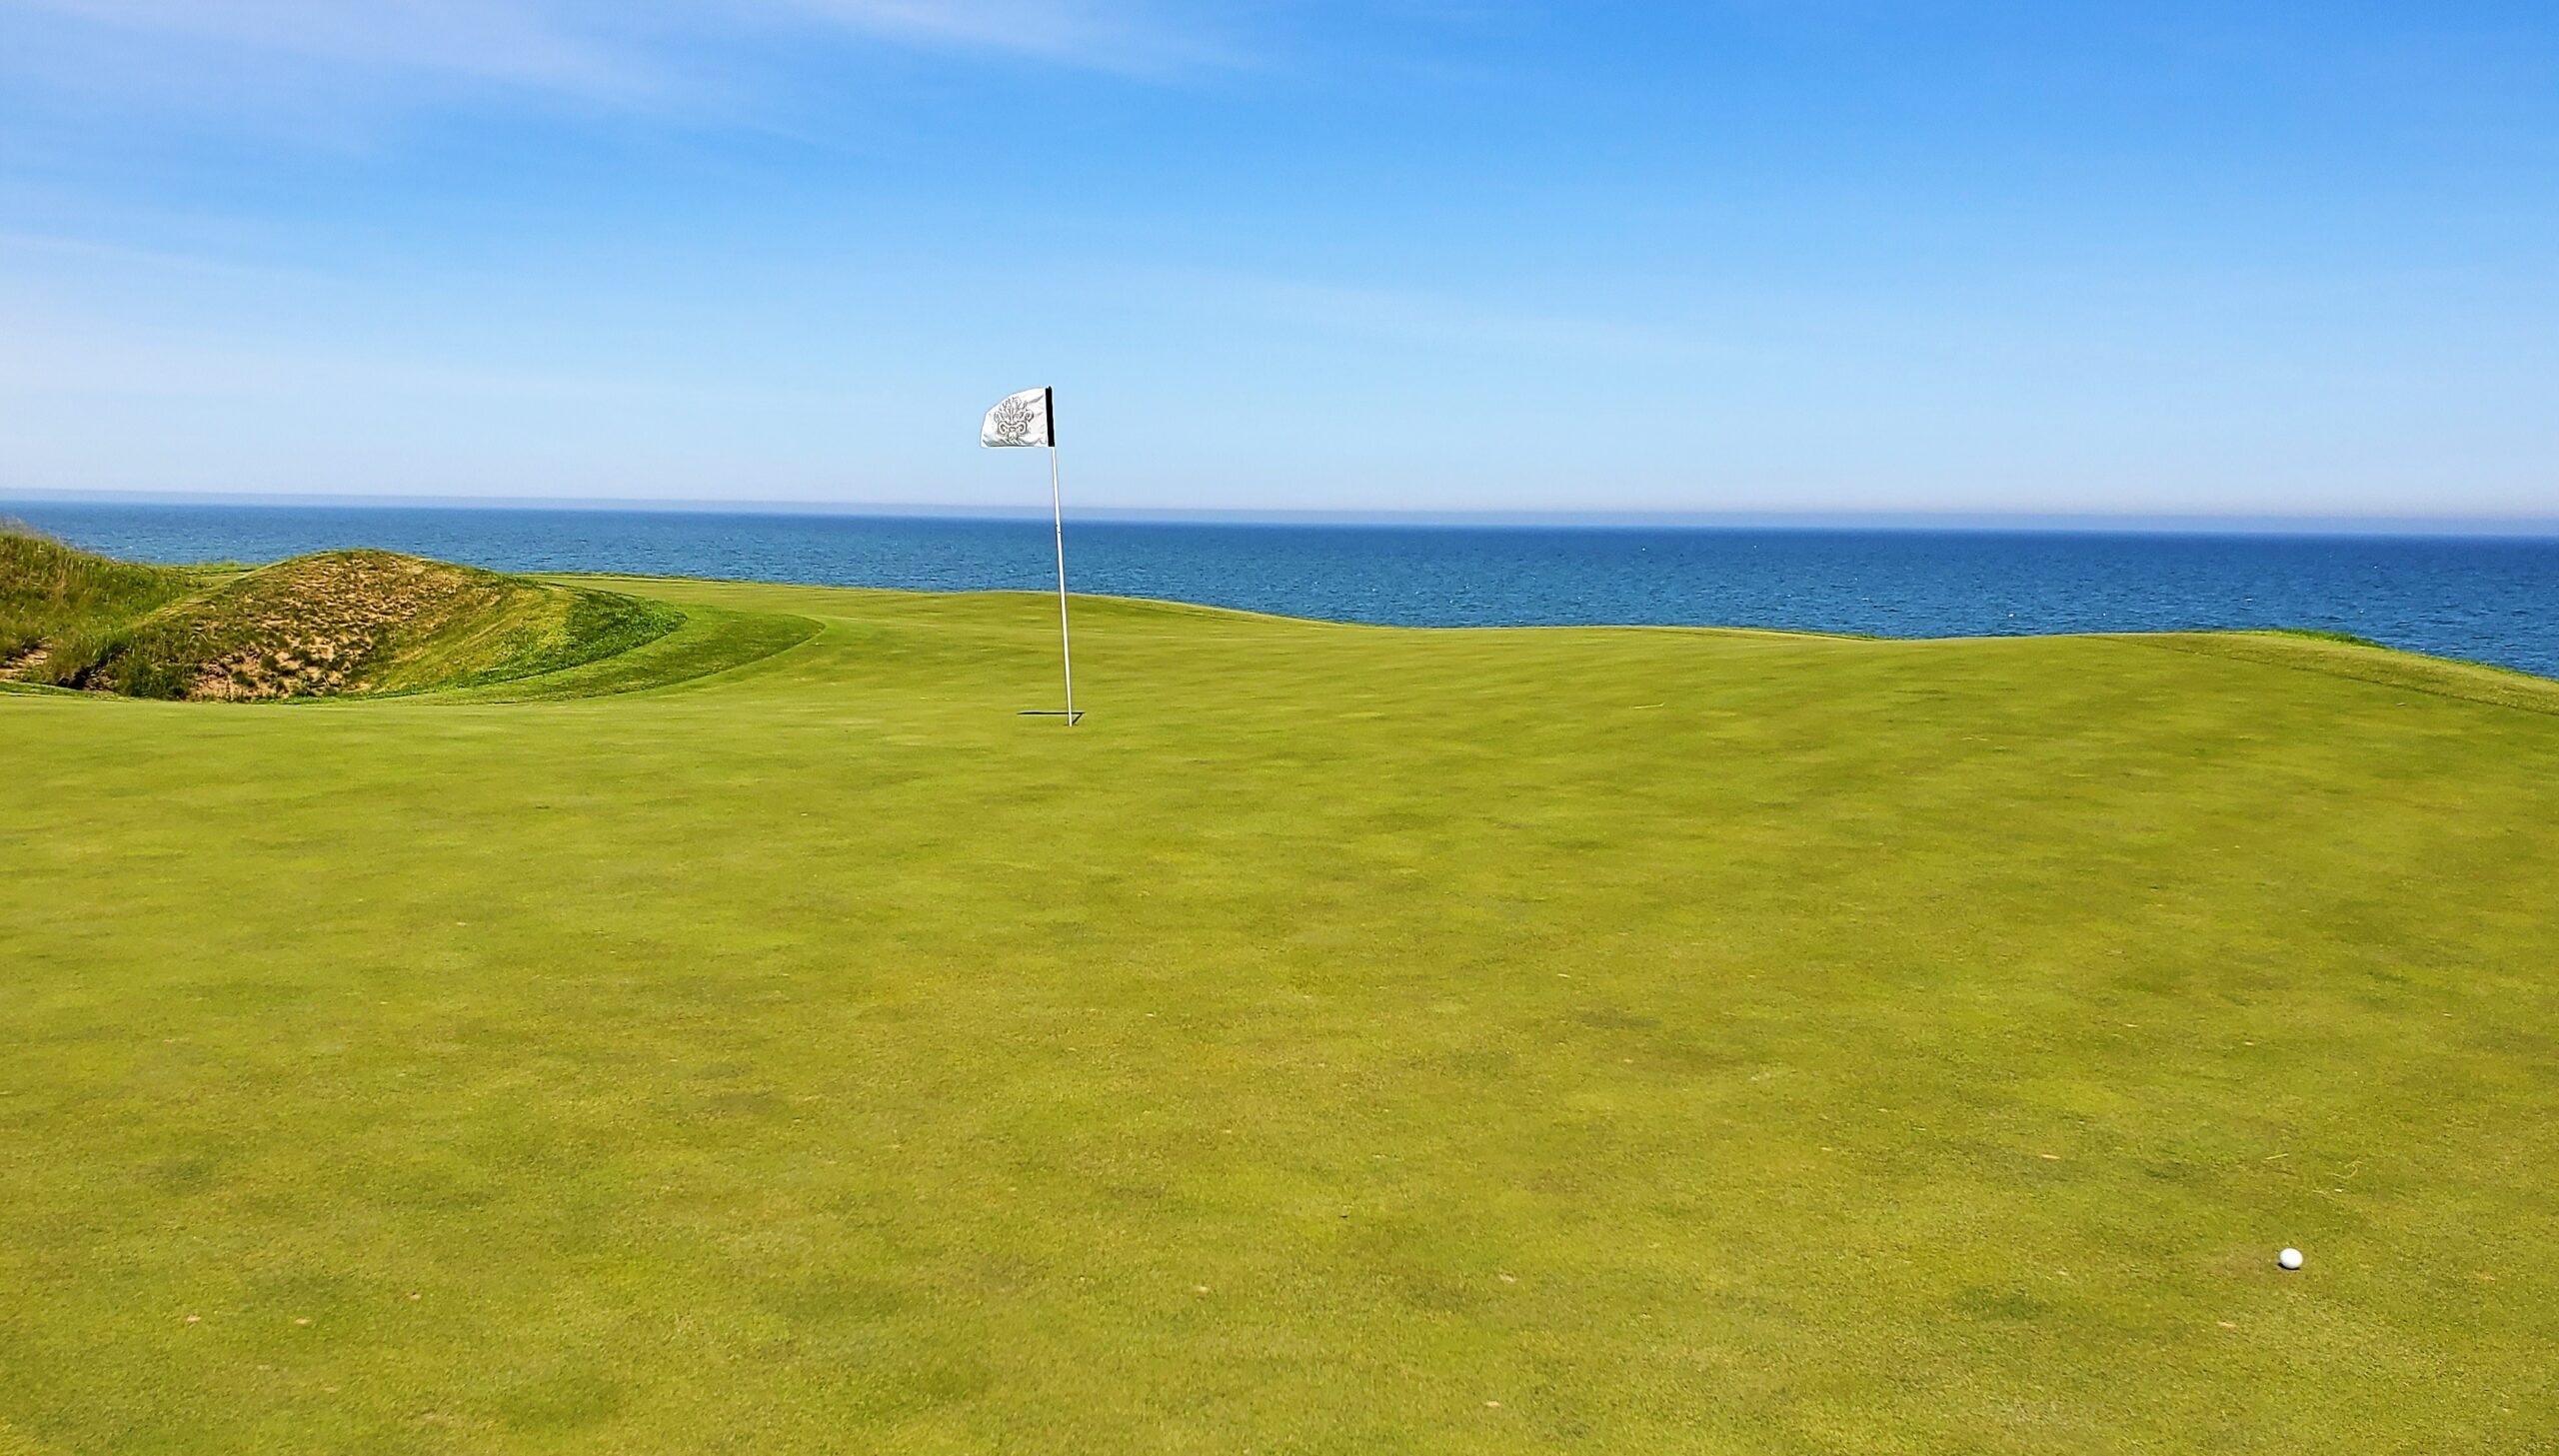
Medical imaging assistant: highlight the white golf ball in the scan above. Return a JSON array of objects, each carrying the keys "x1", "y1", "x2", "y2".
[{"x1": 2277, "y1": 1247, "x2": 2303, "y2": 1270}]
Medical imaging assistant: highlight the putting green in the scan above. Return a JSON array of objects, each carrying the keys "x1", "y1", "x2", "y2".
[{"x1": 3, "y1": 577, "x2": 2554, "y2": 1453}]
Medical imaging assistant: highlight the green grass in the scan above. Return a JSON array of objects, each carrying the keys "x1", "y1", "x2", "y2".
[
  {"x1": 0, "y1": 523, "x2": 209, "y2": 679},
  {"x1": 2, "y1": 576, "x2": 2555, "y2": 1453},
  {"x1": 0, "y1": 532, "x2": 681, "y2": 700}
]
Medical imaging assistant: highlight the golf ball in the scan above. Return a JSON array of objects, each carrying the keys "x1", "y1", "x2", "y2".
[{"x1": 2277, "y1": 1247, "x2": 2303, "y2": 1270}]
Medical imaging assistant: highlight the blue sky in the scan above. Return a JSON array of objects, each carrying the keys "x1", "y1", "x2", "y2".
[{"x1": 1, "y1": 1, "x2": 2553, "y2": 517}]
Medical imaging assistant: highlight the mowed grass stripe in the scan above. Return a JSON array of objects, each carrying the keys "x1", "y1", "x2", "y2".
[{"x1": 2, "y1": 579, "x2": 2554, "y2": 1453}]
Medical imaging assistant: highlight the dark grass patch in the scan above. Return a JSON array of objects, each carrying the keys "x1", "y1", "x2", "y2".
[{"x1": 2262, "y1": 628, "x2": 2389, "y2": 650}]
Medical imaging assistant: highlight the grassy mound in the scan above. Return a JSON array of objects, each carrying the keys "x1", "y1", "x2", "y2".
[
  {"x1": 0, "y1": 523, "x2": 205, "y2": 679},
  {"x1": 0, "y1": 531, "x2": 687, "y2": 700},
  {"x1": 2, "y1": 578, "x2": 2553, "y2": 1452}
]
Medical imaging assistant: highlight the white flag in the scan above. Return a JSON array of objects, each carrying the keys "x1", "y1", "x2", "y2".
[{"x1": 980, "y1": 387, "x2": 1054, "y2": 448}]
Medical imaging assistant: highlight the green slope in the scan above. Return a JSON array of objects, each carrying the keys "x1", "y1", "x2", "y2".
[
  {"x1": 2, "y1": 577, "x2": 2554, "y2": 1454},
  {"x1": 0, "y1": 533, "x2": 692, "y2": 700},
  {"x1": 0, "y1": 525, "x2": 207, "y2": 677}
]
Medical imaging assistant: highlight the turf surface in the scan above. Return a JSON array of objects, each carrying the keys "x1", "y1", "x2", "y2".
[{"x1": 3, "y1": 577, "x2": 2555, "y2": 1453}]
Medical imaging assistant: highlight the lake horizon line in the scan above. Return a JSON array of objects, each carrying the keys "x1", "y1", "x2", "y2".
[{"x1": 6, "y1": 490, "x2": 2558, "y2": 542}]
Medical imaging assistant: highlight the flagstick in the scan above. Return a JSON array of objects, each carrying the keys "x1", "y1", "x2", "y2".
[{"x1": 1049, "y1": 443, "x2": 1077, "y2": 725}]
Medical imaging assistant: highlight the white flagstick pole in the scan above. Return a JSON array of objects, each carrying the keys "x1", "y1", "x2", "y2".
[{"x1": 1048, "y1": 435, "x2": 1076, "y2": 725}]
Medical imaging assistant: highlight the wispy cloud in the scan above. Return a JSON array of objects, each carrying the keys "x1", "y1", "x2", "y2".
[
  {"x1": 774, "y1": 0, "x2": 1235, "y2": 72},
  {"x1": 0, "y1": 227, "x2": 330, "y2": 285},
  {"x1": 1118, "y1": 264, "x2": 1726, "y2": 363},
  {"x1": 0, "y1": 0, "x2": 1232, "y2": 105},
  {"x1": 6, "y1": 0, "x2": 656, "y2": 96}
]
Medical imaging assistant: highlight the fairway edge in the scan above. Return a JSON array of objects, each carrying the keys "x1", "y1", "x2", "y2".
[{"x1": 2116, "y1": 631, "x2": 2559, "y2": 717}]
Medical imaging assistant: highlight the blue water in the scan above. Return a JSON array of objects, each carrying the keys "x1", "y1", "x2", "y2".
[{"x1": 8, "y1": 500, "x2": 2558, "y2": 680}]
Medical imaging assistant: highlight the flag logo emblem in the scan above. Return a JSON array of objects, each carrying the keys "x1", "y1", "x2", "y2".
[{"x1": 981, "y1": 387, "x2": 1054, "y2": 448}]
